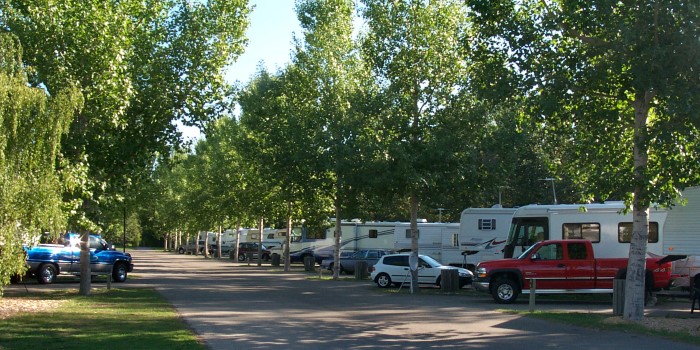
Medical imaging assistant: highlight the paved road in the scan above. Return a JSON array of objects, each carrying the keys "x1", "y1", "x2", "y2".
[{"x1": 10, "y1": 249, "x2": 700, "y2": 349}]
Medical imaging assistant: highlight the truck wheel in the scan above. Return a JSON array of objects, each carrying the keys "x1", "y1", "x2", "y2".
[
  {"x1": 112, "y1": 262, "x2": 128, "y2": 282},
  {"x1": 37, "y1": 264, "x2": 57, "y2": 284},
  {"x1": 375, "y1": 273, "x2": 392, "y2": 288},
  {"x1": 238, "y1": 253, "x2": 246, "y2": 262},
  {"x1": 178, "y1": 247, "x2": 185, "y2": 254},
  {"x1": 491, "y1": 278, "x2": 519, "y2": 304}
]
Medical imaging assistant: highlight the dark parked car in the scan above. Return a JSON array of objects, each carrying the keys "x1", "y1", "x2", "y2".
[
  {"x1": 236, "y1": 242, "x2": 271, "y2": 262},
  {"x1": 321, "y1": 249, "x2": 395, "y2": 274}
]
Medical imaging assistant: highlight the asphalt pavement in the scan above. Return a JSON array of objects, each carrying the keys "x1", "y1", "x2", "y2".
[{"x1": 8, "y1": 249, "x2": 700, "y2": 349}]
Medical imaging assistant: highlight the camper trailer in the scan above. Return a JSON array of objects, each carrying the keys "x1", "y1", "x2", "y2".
[{"x1": 458, "y1": 207, "x2": 517, "y2": 270}]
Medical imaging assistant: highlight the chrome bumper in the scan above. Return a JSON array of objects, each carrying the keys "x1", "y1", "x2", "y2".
[{"x1": 473, "y1": 281, "x2": 490, "y2": 293}]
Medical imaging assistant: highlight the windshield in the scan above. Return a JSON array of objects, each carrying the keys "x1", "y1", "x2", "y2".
[{"x1": 419, "y1": 255, "x2": 442, "y2": 268}]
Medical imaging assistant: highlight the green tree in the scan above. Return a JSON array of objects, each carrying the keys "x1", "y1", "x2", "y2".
[
  {"x1": 238, "y1": 67, "x2": 332, "y2": 271},
  {"x1": 468, "y1": 0, "x2": 700, "y2": 320},
  {"x1": 294, "y1": 0, "x2": 371, "y2": 279},
  {"x1": 0, "y1": 33, "x2": 82, "y2": 294},
  {"x1": 1, "y1": 0, "x2": 250, "y2": 294},
  {"x1": 361, "y1": 0, "x2": 470, "y2": 292}
]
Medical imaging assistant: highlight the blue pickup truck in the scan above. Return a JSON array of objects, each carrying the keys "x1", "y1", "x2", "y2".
[{"x1": 24, "y1": 235, "x2": 134, "y2": 284}]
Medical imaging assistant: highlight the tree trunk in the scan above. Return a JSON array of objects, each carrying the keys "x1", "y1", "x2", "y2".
[
  {"x1": 217, "y1": 225, "x2": 222, "y2": 259},
  {"x1": 258, "y1": 217, "x2": 264, "y2": 266},
  {"x1": 195, "y1": 233, "x2": 200, "y2": 256},
  {"x1": 79, "y1": 231, "x2": 91, "y2": 296},
  {"x1": 284, "y1": 204, "x2": 292, "y2": 272},
  {"x1": 333, "y1": 178, "x2": 342, "y2": 279},
  {"x1": 410, "y1": 192, "x2": 420, "y2": 294},
  {"x1": 624, "y1": 93, "x2": 654, "y2": 321},
  {"x1": 203, "y1": 231, "x2": 210, "y2": 259},
  {"x1": 232, "y1": 220, "x2": 240, "y2": 260}
]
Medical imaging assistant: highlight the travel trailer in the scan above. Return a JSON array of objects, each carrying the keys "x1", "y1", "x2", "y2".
[{"x1": 458, "y1": 207, "x2": 517, "y2": 270}]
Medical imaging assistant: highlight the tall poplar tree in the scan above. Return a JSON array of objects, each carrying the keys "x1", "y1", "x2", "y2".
[
  {"x1": 361, "y1": 0, "x2": 469, "y2": 292},
  {"x1": 468, "y1": 0, "x2": 700, "y2": 320}
]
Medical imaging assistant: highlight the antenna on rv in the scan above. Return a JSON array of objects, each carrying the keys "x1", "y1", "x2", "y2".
[
  {"x1": 539, "y1": 177, "x2": 558, "y2": 204},
  {"x1": 435, "y1": 208, "x2": 446, "y2": 222},
  {"x1": 497, "y1": 186, "x2": 508, "y2": 207}
]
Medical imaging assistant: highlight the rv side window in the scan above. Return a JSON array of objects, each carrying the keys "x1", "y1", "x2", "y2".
[
  {"x1": 369, "y1": 229, "x2": 378, "y2": 238},
  {"x1": 405, "y1": 229, "x2": 419, "y2": 239},
  {"x1": 478, "y1": 219, "x2": 497, "y2": 230},
  {"x1": 562, "y1": 223, "x2": 601, "y2": 243},
  {"x1": 618, "y1": 222, "x2": 659, "y2": 243}
]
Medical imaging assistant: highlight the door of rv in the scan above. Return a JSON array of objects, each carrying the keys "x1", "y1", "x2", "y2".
[{"x1": 503, "y1": 217, "x2": 549, "y2": 258}]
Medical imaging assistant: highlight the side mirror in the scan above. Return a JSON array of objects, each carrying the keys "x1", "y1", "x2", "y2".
[{"x1": 531, "y1": 253, "x2": 540, "y2": 261}]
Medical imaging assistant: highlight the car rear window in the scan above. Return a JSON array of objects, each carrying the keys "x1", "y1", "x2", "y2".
[{"x1": 382, "y1": 255, "x2": 408, "y2": 266}]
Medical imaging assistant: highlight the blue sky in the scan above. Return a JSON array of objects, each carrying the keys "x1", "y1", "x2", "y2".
[
  {"x1": 225, "y1": 0, "x2": 302, "y2": 84},
  {"x1": 180, "y1": 0, "x2": 302, "y2": 141}
]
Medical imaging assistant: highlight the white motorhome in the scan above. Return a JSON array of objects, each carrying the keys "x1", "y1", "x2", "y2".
[
  {"x1": 501, "y1": 187, "x2": 700, "y2": 289},
  {"x1": 458, "y1": 207, "x2": 517, "y2": 270},
  {"x1": 275, "y1": 221, "x2": 399, "y2": 263},
  {"x1": 663, "y1": 186, "x2": 700, "y2": 288},
  {"x1": 393, "y1": 222, "x2": 463, "y2": 267},
  {"x1": 502, "y1": 202, "x2": 668, "y2": 259}
]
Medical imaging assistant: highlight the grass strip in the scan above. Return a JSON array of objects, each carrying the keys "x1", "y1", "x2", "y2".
[
  {"x1": 505, "y1": 310, "x2": 700, "y2": 346},
  {"x1": 0, "y1": 288, "x2": 205, "y2": 350}
]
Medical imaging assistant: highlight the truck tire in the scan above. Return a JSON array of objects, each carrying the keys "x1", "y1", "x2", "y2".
[
  {"x1": 112, "y1": 262, "x2": 128, "y2": 282},
  {"x1": 491, "y1": 277, "x2": 519, "y2": 304},
  {"x1": 37, "y1": 264, "x2": 57, "y2": 284}
]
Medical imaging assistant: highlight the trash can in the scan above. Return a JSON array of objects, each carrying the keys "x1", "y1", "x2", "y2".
[
  {"x1": 613, "y1": 278, "x2": 625, "y2": 316},
  {"x1": 271, "y1": 253, "x2": 281, "y2": 267},
  {"x1": 440, "y1": 269, "x2": 459, "y2": 292},
  {"x1": 355, "y1": 261, "x2": 369, "y2": 280},
  {"x1": 303, "y1": 255, "x2": 316, "y2": 272}
]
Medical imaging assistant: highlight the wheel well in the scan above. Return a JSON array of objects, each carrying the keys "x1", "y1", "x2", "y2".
[
  {"x1": 489, "y1": 272, "x2": 521, "y2": 290},
  {"x1": 41, "y1": 262, "x2": 59, "y2": 273}
]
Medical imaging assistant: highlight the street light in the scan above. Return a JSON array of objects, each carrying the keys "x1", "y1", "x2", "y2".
[{"x1": 539, "y1": 178, "x2": 558, "y2": 204}]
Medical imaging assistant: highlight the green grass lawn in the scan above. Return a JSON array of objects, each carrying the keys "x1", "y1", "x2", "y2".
[
  {"x1": 0, "y1": 288, "x2": 206, "y2": 350},
  {"x1": 508, "y1": 310, "x2": 700, "y2": 346}
]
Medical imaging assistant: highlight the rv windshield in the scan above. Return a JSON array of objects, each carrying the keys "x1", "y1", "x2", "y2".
[{"x1": 503, "y1": 217, "x2": 548, "y2": 258}]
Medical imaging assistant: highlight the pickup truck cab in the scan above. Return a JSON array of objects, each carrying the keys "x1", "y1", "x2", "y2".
[
  {"x1": 24, "y1": 235, "x2": 134, "y2": 284},
  {"x1": 474, "y1": 239, "x2": 672, "y2": 303}
]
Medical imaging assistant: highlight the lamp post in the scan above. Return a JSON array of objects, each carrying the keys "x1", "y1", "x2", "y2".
[{"x1": 123, "y1": 206, "x2": 126, "y2": 252}]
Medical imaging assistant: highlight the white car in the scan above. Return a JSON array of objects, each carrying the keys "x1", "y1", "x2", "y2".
[{"x1": 369, "y1": 253, "x2": 473, "y2": 288}]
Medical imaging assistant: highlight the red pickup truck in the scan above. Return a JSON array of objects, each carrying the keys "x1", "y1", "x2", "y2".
[{"x1": 473, "y1": 239, "x2": 672, "y2": 303}]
